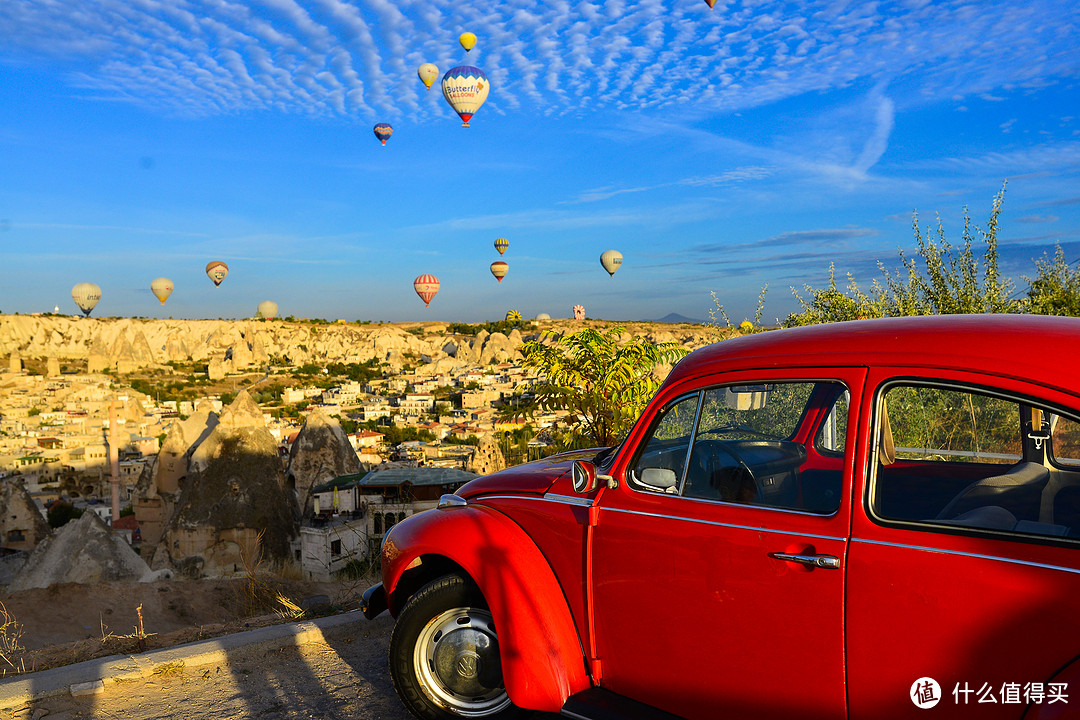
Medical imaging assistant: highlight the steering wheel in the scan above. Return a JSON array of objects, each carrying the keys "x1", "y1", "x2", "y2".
[{"x1": 690, "y1": 439, "x2": 760, "y2": 503}]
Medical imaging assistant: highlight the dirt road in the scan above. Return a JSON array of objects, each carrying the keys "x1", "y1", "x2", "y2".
[
  {"x1": 13, "y1": 613, "x2": 562, "y2": 720},
  {"x1": 16, "y1": 614, "x2": 413, "y2": 720}
]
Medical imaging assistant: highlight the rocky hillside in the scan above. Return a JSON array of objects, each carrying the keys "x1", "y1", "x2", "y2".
[{"x1": 0, "y1": 315, "x2": 731, "y2": 373}]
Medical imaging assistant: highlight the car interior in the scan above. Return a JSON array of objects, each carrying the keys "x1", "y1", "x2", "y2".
[{"x1": 873, "y1": 393, "x2": 1080, "y2": 541}]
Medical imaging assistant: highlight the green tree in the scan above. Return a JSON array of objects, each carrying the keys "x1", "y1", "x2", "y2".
[
  {"x1": 518, "y1": 326, "x2": 688, "y2": 447},
  {"x1": 1026, "y1": 244, "x2": 1080, "y2": 316},
  {"x1": 47, "y1": 501, "x2": 83, "y2": 528},
  {"x1": 783, "y1": 182, "x2": 1019, "y2": 326}
]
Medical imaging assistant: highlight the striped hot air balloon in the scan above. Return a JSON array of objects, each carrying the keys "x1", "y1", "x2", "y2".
[
  {"x1": 505, "y1": 310, "x2": 522, "y2": 323},
  {"x1": 494, "y1": 237, "x2": 509, "y2": 255},
  {"x1": 490, "y1": 261, "x2": 508, "y2": 283},
  {"x1": 414, "y1": 274, "x2": 440, "y2": 307},
  {"x1": 374, "y1": 123, "x2": 393, "y2": 146}
]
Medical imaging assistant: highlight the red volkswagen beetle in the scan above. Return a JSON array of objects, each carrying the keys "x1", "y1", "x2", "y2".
[{"x1": 364, "y1": 315, "x2": 1080, "y2": 719}]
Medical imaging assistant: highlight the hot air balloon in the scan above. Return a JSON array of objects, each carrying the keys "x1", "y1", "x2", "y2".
[
  {"x1": 535, "y1": 313, "x2": 551, "y2": 321},
  {"x1": 418, "y1": 63, "x2": 439, "y2": 90},
  {"x1": 442, "y1": 66, "x2": 489, "y2": 127},
  {"x1": 494, "y1": 237, "x2": 509, "y2": 255},
  {"x1": 505, "y1": 310, "x2": 522, "y2": 323},
  {"x1": 490, "y1": 261, "x2": 508, "y2": 283},
  {"x1": 373, "y1": 123, "x2": 393, "y2": 146},
  {"x1": 459, "y1": 32, "x2": 476, "y2": 52},
  {"x1": 257, "y1": 300, "x2": 278, "y2": 320},
  {"x1": 600, "y1": 250, "x2": 623, "y2": 277},
  {"x1": 414, "y1": 274, "x2": 440, "y2": 307},
  {"x1": 151, "y1": 277, "x2": 174, "y2": 305},
  {"x1": 71, "y1": 282, "x2": 101, "y2": 317},
  {"x1": 205, "y1": 261, "x2": 229, "y2": 287},
  {"x1": 704, "y1": 0, "x2": 717, "y2": 7},
  {"x1": 573, "y1": 304, "x2": 585, "y2": 320}
]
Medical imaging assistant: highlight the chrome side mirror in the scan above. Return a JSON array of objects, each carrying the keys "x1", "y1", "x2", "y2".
[
  {"x1": 572, "y1": 459, "x2": 616, "y2": 493},
  {"x1": 572, "y1": 460, "x2": 598, "y2": 494}
]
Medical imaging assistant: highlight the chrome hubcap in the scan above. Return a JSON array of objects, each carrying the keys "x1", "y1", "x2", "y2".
[{"x1": 414, "y1": 606, "x2": 511, "y2": 716}]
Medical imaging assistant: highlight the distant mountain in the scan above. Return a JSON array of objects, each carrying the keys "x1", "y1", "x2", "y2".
[{"x1": 651, "y1": 313, "x2": 707, "y2": 325}]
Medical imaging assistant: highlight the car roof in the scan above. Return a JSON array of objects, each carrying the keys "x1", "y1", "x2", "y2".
[{"x1": 667, "y1": 314, "x2": 1080, "y2": 393}]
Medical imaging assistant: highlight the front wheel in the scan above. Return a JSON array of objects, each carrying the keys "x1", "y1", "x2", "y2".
[{"x1": 389, "y1": 574, "x2": 529, "y2": 719}]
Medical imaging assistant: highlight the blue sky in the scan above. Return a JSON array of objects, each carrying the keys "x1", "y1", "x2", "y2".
[{"x1": 1, "y1": 0, "x2": 1078, "y2": 324}]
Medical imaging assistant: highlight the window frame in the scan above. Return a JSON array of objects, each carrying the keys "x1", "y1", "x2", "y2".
[
  {"x1": 867, "y1": 376, "x2": 1080, "y2": 547},
  {"x1": 624, "y1": 377, "x2": 851, "y2": 517}
]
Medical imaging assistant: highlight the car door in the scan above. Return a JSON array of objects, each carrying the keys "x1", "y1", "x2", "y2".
[
  {"x1": 589, "y1": 367, "x2": 865, "y2": 719},
  {"x1": 847, "y1": 368, "x2": 1080, "y2": 718}
]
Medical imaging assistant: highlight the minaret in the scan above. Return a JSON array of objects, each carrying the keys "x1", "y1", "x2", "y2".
[{"x1": 109, "y1": 399, "x2": 120, "y2": 527}]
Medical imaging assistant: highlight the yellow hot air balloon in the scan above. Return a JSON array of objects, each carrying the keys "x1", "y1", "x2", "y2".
[
  {"x1": 600, "y1": 250, "x2": 623, "y2": 277},
  {"x1": 459, "y1": 32, "x2": 476, "y2": 52},
  {"x1": 71, "y1": 282, "x2": 102, "y2": 317},
  {"x1": 151, "y1": 277, "x2": 174, "y2": 304},
  {"x1": 490, "y1": 261, "x2": 509, "y2": 283},
  {"x1": 257, "y1": 300, "x2": 278, "y2": 319},
  {"x1": 418, "y1": 63, "x2": 439, "y2": 90},
  {"x1": 205, "y1": 260, "x2": 229, "y2": 287},
  {"x1": 704, "y1": 0, "x2": 717, "y2": 7},
  {"x1": 494, "y1": 237, "x2": 509, "y2": 255}
]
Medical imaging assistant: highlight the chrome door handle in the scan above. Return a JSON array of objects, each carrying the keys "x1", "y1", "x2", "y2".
[{"x1": 768, "y1": 552, "x2": 840, "y2": 569}]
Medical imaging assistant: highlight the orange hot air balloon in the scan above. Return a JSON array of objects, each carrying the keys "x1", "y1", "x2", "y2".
[
  {"x1": 490, "y1": 261, "x2": 508, "y2": 283},
  {"x1": 704, "y1": 0, "x2": 717, "y2": 7},
  {"x1": 414, "y1": 274, "x2": 440, "y2": 306},
  {"x1": 494, "y1": 237, "x2": 508, "y2": 255}
]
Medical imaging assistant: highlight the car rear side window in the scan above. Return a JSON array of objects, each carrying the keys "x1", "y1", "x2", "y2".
[{"x1": 872, "y1": 382, "x2": 1080, "y2": 542}]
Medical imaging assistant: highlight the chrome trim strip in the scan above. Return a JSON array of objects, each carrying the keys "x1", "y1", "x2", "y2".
[
  {"x1": 605, "y1": 506, "x2": 847, "y2": 543},
  {"x1": 480, "y1": 494, "x2": 847, "y2": 541},
  {"x1": 479, "y1": 493, "x2": 593, "y2": 507},
  {"x1": 543, "y1": 493, "x2": 595, "y2": 507},
  {"x1": 852, "y1": 538, "x2": 1080, "y2": 576}
]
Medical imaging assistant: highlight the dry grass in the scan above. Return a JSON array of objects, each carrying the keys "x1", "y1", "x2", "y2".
[
  {"x1": 239, "y1": 531, "x2": 306, "y2": 621},
  {"x1": 0, "y1": 601, "x2": 26, "y2": 676}
]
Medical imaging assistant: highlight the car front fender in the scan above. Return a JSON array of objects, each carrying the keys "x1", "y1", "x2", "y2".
[{"x1": 381, "y1": 502, "x2": 591, "y2": 712}]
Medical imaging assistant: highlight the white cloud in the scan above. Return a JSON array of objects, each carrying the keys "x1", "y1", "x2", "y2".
[{"x1": 0, "y1": 0, "x2": 1076, "y2": 120}]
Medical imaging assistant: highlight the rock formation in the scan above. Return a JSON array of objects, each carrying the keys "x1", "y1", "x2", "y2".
[
  {"x1": 0, "y1": 477, "x2": 51, "y2": 554},
  {"x1": 466, "y1": 435, "x2": 506, "y2": 476},
  {"x1": 286, "y1": 408, "x2": 366, "y2": 516},
  {"x1": 152, "y1": 391, "x2": 297, "y2": 577},
  {"x1": 0, "y1": 315, "x2": 730, "y2": 379},
  {"x1": 11, "y1": 512, "x2": 159, "y2": 591}
]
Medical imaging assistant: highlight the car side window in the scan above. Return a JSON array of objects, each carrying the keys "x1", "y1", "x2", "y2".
[
  {"x1": 630, "y1": 394, "x2": 700, "y2": 492},
  {"x1": 632, "y1": 381, "x2": 847, "y2": 514},
  {"x1": 872, "y1": 382, "x2": 1080, "y2": 542}
]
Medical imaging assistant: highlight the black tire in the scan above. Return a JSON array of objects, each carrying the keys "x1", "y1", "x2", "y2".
[{"x1": 389, "y1": 574, "x2": 530, "y2": 720}]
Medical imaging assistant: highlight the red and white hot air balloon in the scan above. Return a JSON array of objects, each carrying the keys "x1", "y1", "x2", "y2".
[
  {"x1": 490, "y1": 261, "x2": 508, "y2": 283},
  {"x1": 413, "y1": 274, "x2": 440, "y2": 307}
]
